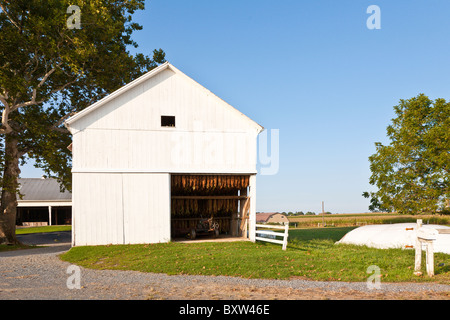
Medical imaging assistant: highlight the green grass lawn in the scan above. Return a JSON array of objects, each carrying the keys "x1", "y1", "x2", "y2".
[
  {"x1": 15, "y1": 225, "x2": 71, "y2": 235},
  {"x1": 60, "y1": 227, "x2": 450, "y2": 284}
]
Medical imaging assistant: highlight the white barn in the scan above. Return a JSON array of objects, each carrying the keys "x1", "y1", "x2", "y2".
[{"x1": 64, "y1": 62, "x2": 264, "y2": 246}]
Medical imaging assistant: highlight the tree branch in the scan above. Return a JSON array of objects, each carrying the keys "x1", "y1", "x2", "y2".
[
  {"x1": 49, "y1": 110, "x2": 77, "y2": 134},
  {"x1": 13, "y1": 71, "x2": 78, "y2": 111},
  {"x1": 0, "y1": 94, "x2": 13, "y2": 134},
  {"x1": 12, "y1": 64, "x2": 60, "y2": 110},
  {"x1": 0, "y1": 3, "x2": 21, "y2": 30}
]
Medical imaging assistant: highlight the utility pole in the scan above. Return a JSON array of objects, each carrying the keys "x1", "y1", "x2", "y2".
[{"x1": 322, "y1": 201, "x2": 325, "y2": 227}]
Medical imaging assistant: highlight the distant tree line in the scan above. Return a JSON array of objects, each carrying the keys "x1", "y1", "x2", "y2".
[{"x1": 281, "y1": 211, "x2": 332, "y2": 216}]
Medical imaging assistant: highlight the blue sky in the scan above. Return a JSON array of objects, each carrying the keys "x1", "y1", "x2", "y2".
[{"x1": 22, "y1": 0, "x2": 450, "y2": 213}]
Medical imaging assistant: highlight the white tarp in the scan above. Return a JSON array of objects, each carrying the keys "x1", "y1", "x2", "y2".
[{"x1": 337, "y1": 223, "x2": 450, "y2": 255}]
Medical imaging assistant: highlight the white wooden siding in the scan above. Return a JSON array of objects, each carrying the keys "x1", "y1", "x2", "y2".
[
  {"x1": 69, "y1": 69, "x2": 257, "y2": 133},
  {"x1": 71, "y1": 129, "x2": 257, "y2": 173},
  {"x1": 72, "y1": 173, "x2": 170, "y2": 246},
  {"x1": 69, "y1": 68, "x2": 259, "y2": 174},
  {"x1": 249, "y1": 175, "x2": 257, "y2": 242},
  {"x1": 122, "y1": 174, "x2": 170, "y2": 244}
]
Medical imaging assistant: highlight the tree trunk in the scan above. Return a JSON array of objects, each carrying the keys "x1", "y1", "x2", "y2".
[{"x1": 0, "y1": 135, "x2": 21, "y2": 245}]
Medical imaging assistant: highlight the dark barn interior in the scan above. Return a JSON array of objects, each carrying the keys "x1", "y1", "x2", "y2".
[
  {"x1": 16, "y1": 206, "x2": 72, "y2": 226},
  {"x1": 170, "y1": 174, "x2": 250, "y2": 240}
]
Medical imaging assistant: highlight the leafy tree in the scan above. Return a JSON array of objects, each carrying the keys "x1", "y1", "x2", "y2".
[
  {"x1": 365, "y1": 94, "x2": 450, "y2": 214},
  {"x1": 0, "y1": 0, "x2": 165, "y2": 244},
  {"x1": 362, "y1": 191, "x2": 389, "y2": 212}
]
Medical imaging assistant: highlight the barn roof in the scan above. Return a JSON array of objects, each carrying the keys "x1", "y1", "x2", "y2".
[
  {"x1": 256, "y1": 212, "x2": 284, "y2": 223},
  {"x1": 17, "y1": 178, "x2": 71, "y2": 201},
  {"x1": 64, "y1": 62, "x2": 264, "y2": 132}
]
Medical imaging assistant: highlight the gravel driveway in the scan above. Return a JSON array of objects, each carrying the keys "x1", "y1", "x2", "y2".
[{"x1": 0, "y1": 232, "x2": 449, "y2": 300}]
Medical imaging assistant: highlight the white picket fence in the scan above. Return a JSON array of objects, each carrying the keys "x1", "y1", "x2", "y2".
[{"x1": 255, "y1": 223, "x2": 289, "y2": 250}]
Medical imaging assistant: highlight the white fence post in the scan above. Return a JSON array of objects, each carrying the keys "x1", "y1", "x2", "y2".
[
  {"x1": 426, "y1": 240, "x2": 434, "y2": 277},
  {"x1": 254, "y1": 223, "x2": 289, "y2": 251},
  {"x1": 413, "y1": 219, "x2": 437, "y2": 277},
  {"x1": 414, "y1": 219, "x2": 422, "y2": 274},
  {"x1": 282, "y1": 223, "x2": 289, "y2": 251}
]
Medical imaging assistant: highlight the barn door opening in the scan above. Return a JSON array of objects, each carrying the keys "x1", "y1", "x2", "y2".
[{"x1": 170, "y1": 174, "x2": 250, "y2": 240}]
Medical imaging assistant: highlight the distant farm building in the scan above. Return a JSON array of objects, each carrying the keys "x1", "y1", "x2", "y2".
[
  {"x1": 16, "y1": 178, "x2": 72, "y2": 226},
  {"x1": 256, "y1": 212, "x2": 289, "y2": 224},
  {"x1": 64, "y1": 62, "x2": 264, "y2": 246}
]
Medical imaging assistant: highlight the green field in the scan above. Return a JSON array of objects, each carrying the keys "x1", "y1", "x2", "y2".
[
  {"x1": 288, "y1": 213, "x2": 450, "y2": 228},
  {"x1": 15, "y1": 225, "x2": 71, "y2": 235},
  {"x1": 60, "y1": 226, "x2": 450, "y2": 284}
]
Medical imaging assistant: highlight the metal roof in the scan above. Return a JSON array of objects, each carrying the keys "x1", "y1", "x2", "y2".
[
  {"x1": 256, "y1": 212, "x2": 284, "y2": 223},
  {"x1": 17, "y1": 178, "x2": 71, "y2": 201}
]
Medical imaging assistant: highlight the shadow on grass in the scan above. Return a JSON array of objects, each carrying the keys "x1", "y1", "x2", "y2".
[{"x1": 0, "y1": 244, "x2": 46, "y2": 255}]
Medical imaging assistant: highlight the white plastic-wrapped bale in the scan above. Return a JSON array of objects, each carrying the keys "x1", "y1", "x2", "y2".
[{"x1": 337, "y1": 223, "x2": 450, "y2": 254}]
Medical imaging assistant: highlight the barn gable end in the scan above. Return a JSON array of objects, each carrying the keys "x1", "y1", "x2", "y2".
[
  {"x1": 65, "y1": 63, "x2": 262, "y2": 246},
  {"x1": 66, "y1": 63, "x2": 263, "y2": 174},
  {"x1": 66, "y1": 62, "x2": 262, "y2": 134}
]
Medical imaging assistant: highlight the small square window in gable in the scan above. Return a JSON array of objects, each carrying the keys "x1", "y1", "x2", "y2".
[{"x1": 161, "y1": 115, "x2": 175, "y2": 127}]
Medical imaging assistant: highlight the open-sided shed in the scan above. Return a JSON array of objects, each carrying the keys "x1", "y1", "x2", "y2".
[
  {"x1": 64, "y1": 62, "x2": 263, "y2": 246},
  {"x1": 16, "y1": 178, "x2": 72, "y2": 226}
]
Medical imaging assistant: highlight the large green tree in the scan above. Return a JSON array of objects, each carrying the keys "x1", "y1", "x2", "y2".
[
  {"x1": 364, "y1": 94, "x2": 450, "y2": 214},
  {"x1": 0, "y1": 0, "x2": 165, "y2": 244}
]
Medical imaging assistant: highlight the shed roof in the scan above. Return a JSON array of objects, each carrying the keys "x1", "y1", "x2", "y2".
[
  {"x1": 256, "y1": 212, "x2": 285, "y2": 223},
  {"x1": 17, "y1": 178, "x2": 71, "y2": 201}
]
